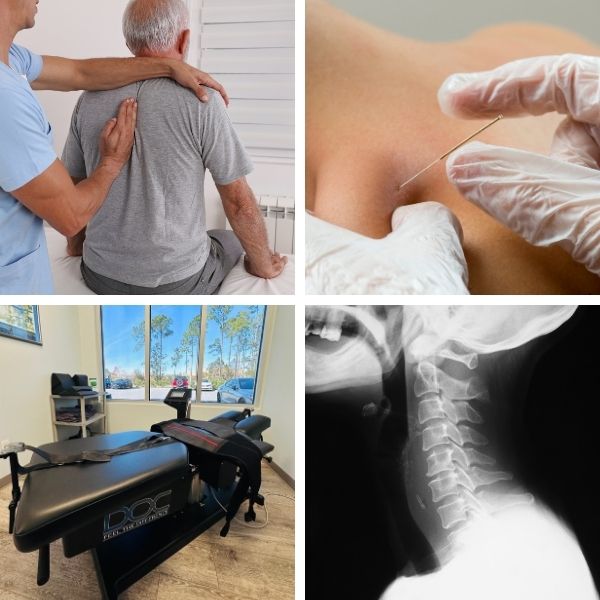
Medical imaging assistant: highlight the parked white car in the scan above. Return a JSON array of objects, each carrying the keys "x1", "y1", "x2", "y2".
[{"x1": 217, "y1": 378, "x2": 255, "y2": 404}]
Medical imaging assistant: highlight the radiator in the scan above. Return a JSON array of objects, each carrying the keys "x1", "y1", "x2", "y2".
[{"x1": 226, "y1": 195, "x2": 295, "y2": 255}]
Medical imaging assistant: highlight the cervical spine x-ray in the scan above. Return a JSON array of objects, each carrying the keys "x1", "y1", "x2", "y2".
[{"x1": 306, "y1": 306, "x2": 600, "y2": 600}]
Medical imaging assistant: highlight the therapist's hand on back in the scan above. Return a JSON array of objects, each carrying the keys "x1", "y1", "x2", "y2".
[
  {"x1": 168, "y1": 60, "x2": 230, "y2": 106},
  {"x1": 438, "y1": 54, "x2": 600, "y2": 276},
  {"x1": 98, "y1": 97, "x2": 138, "y2": 175},
  {"x1": 12, "y1": 97, "x2": 137, "y2": 238}
]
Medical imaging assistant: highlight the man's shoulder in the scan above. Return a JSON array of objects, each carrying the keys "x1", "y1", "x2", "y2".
[
  {"x1": 78, "y1": 79, "x2": 224, "y2": 109},
  {"x1": 138, "y1": 80, "x2": 226, "y2": 114},
  {"x1": 143, "y1": 77, "x2": 201, "y2": 103},
  {"x1": 141, "y1": 78, "x2": 225, "y2": 110},
  {"x1": 79, "y1": 82, "x2": 139, "y2": 102},
  {"x1": 203, "y1": 87, "x2": 227, "y2": 109},
  {"x1": 79, "y1": 77, "x2": 202, "y2": 108}
]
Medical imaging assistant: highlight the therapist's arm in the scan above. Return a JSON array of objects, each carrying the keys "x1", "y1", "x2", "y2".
[
  {"x1": 218, "y1": 178, "x2": 287, "y2": 279},
  {"x1": 12, "y1": 99, "x2": 137, "y2": 238},
  {"x1": 32, "y1": 55, "x2": 229, "y2": 105},
  {"x1": 67, "y1": 226, "x2": 86, "y2": 257},
  {"x1": 66, "y1": 177, "x2": 86, "y2": 257}
]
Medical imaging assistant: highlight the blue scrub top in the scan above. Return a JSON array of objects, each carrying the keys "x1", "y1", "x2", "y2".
[{"x1": 0, "y1": 44, "x2": 56, "y2": 294}]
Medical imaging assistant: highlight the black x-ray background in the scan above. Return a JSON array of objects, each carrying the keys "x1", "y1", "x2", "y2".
[{"x1": 306, "y1": 306, "x2": 600, "y2": 600}]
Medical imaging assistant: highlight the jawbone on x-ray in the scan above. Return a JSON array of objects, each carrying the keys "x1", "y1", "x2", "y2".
[
  {"x1": 305, "y1": 306, "x2": 404, "y2": 393},
  {"x1": 305, "y1": 305, "x2": 599, "y2": 600}
]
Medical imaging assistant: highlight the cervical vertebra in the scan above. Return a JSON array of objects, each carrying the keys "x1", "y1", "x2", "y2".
[
  {"x1": 412, "y1": 346, "x2": 531, "y2": 550},
  {"x1": 414, "y1": 360, "x2": 488, "y2": 400}
]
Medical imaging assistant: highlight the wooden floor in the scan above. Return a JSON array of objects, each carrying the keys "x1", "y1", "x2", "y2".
[{"x1": 0, "y1": 463, "x2": 294, "y2": 600}]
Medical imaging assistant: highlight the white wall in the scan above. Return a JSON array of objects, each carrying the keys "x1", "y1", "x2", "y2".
[
  {"x1": 328, "y1": 0, "x2": 600, "y2": 43},
  {"x1": 77, "y1": 306, "x2": 104, "y2": 387},
  {"x1": 258, "y1": 305, "x2": 295, "y2": 479},
  {"x1": 0, "y1": 306, "x2": 87, "y2": 478}
]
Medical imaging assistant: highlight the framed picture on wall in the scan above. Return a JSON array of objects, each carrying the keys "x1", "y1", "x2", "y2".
[{"x1": 0, "y1": 305, "x2": 42, "y2": 346}]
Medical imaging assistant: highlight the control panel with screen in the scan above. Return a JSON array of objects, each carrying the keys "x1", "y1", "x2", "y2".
[{"x1": 164, "y1": 387, "x2": 192, "y2": 419}]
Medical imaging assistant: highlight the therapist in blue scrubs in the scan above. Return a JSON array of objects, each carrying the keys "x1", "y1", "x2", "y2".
[{"x1": 0, "y1": 0, "x2": 229, "y2": 294}]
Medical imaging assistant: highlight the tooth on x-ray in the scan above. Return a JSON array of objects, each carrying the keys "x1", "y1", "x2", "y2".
[{"x1": 305, "y1": 306, "x2": 404, "y2": 393}]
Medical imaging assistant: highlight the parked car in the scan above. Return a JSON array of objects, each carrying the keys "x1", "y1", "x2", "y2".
[
  {"x1": 201, "y1": 378, "x2": 213, "y2": 391},
  {"x1": 112, "y1": 378, "x2": 133, "y2": 389},
  {"x1": 217, "y1": 378, "x2": 255, "y2": 404},
  {"x1": 172, "y1": 375, "x2": 189, "y2": 388},
  {"x1": 104, "y1": 377, "x2": 112, "y2": 389}
]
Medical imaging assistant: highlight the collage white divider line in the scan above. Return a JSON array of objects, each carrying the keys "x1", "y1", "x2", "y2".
[{"x1": 294, "y1": 1, "x2": 306, "y2": 598}]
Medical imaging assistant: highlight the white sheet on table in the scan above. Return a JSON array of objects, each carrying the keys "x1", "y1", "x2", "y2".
[{"x1": 45, "y1": 225, "x2": 294, "y2": 295}]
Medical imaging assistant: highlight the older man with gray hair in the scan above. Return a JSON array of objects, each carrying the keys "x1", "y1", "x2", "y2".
[{"x1": 62, "y1": 0, "x2": 286, "y2": 294}]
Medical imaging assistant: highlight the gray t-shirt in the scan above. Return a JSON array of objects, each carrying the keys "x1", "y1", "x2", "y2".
[{"x1": 62, "y1": 80, "x2": 253, "y2": 287}]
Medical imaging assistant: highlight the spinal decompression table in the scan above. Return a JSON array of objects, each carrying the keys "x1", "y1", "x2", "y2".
[{"x1": 1, "y1": 392, "x2": 274, "y2": 599}]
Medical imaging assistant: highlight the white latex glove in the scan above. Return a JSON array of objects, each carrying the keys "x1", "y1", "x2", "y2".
[
  {"x1": 438, "y1": 54, "x2": 600, "y2": 276},
  {"x1": 305, "y1": 201, "x2": 469, "y2": 294}
]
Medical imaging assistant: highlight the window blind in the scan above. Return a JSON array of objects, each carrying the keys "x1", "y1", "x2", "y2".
[{"x1": 196, "y1": 0, "x2": 295, "y2": 159}]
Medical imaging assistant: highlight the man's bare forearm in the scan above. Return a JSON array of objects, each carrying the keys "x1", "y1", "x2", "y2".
[
  {"x1": 220, "y1": 183, "x2": 273, "y2": 270},
  {"x1": 65, "y1": 161, "x2": 122, "y2": 236},
  {"x1": 79, "y1": 57, "x2": 180, "y2": 90},
  {"x1": 67, "y1": 227, "x2": 87, "y2": 257},
  {"x1": 13, "y1": 159, "x2": 123, "y2": 238},
  {"x1": 34, "y1": 56, "x2": 174, "y2": 92},
  {"x1": 33, "y1": 56, "x2": 227, "y2": 103},
  {"x1": 66, "y1": 176, "x2": 86, "y2": 256}
]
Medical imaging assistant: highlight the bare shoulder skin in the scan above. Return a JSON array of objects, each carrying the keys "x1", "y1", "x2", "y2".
[{"x1": 307, "y1": 0, "x2": 600, "y2": 294}]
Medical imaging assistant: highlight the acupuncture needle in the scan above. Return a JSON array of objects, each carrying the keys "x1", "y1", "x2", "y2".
[{"x1": 397, "y1": 114, "x2": 504, "y2": 191}]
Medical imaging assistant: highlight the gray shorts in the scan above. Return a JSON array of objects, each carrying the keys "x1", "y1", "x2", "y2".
[{"x1": 81, "y1": 230, "x2": 243, "y2": 295}]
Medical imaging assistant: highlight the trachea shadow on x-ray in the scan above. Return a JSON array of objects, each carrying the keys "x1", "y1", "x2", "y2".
[{"x1": 306, "y1": 306, "x2": 600, "y2": 600}]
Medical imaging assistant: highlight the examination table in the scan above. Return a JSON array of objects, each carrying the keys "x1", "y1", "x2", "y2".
[{"x1": 1, "y1": 404, "x2": 273, "y2": 599}]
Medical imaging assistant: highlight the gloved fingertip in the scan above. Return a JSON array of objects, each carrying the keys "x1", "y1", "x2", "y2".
[
  {"x1": 391, "y1": 201, "x2": 463, "y2": 242},
  {"x1": 445, "y1": 151, "x2": 469, "y2": 181},
  {"x1": 437, "y1": 73, "x2": 477, "y2": 116},
  {"x1": 445, "y1": 149, "x2": 468, "y2": 181},
  {"x1": 437, "y1": 76, "x2": 461, "y2": 116},
  {"x1": 390, "y1": 204, "x2": 433, "y2": 231},
  {"x1": 446, "y1": 140, "x2": 492, "y2": 177},
  {"x1": 422, "y1": 201, "x2": 465, "y2": 243},
  {"x1": 390, "y1": 205, "x2": 408, "y2": 231}
]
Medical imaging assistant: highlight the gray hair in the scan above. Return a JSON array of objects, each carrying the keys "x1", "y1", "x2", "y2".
[{"x1": 123, "y1": 0, "x2": 190, "y2": 55}]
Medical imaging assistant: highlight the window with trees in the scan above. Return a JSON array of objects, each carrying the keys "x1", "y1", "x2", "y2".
[
  {"x1": 101, "y1": 305, "x2": 267, "y2": 404},
  {"x1": 148, "y1": 305, "x2": 202, "y2": 401},
  {"x1": 202, "y1": 305, "x2": 266, "y2": 405},
  {"x1": 101, "y1": 305, "x2": 146, "y2": 400}
]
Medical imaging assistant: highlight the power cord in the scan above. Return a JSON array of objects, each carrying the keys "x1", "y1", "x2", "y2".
[
  {"x1": 208, "y1": 484, "x2": 228, "y2": 513},
  {"x1": 264, "y1": 492, "x2": 295, "y2": 502},
  {"x1": 207, "y1": 484, "x2": 268, "y2": 528},
  {"x1": 207, "y1": 486, "x2": 294, "y2": 531},
  {"x1": 234, "y1": 499, "x2": 269, "y2": 529},
  {"x1": 232, "y1": 491, "x2": 295, "y2": 529}
]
